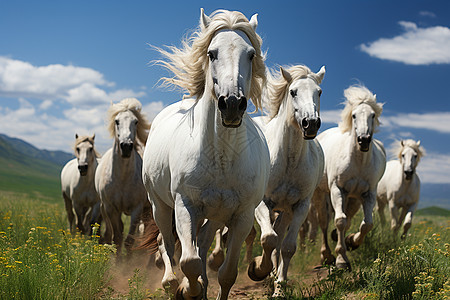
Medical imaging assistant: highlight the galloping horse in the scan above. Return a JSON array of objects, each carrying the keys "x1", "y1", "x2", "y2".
[
  {"x1": 312, "y1": 85, "x2": 386, "y2": 270},
  {"x1": 95, "y1": 98, "x2": 157, "y2": 257},
  {"x1": 247, "y1": 65, "x2": 325, "y2": 296},
  {"x1": 377, "y1": 139, "x2": 424, "y2": 239},
  {"x1": 142, "y1": 9, "x2": 270, "y2": 299},
  {"x1": 61, "y1": 134, "x2": 101, "y2": 235}
]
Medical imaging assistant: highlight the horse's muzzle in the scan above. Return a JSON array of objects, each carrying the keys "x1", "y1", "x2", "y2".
[
  {"x1": 357, "y1": 135, "x2": 372, "y2": 152},
  {"x1": 120, "y1": 142, "x2": 133, "y2": 158},
  {"x1": 78, "y1": 164, "x2": 88, "y2": 176},
  {"x1": 218, "y1": 95, "x2": 247, "y2": 128},
  {"x1": 404, "y1": 170, "x2": 414, "y2": 180},
  {"x1": 301, "y1": 117, "x2": 321, "y2": 140}
]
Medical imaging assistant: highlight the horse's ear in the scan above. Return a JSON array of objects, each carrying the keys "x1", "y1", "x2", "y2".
[
  {"x1": 417, "y1": 140, "x2": 421, "y2": 147},
  {"x1": 92, "y1": 134, "x2": 95, "y2": 141},
  {"x1": 280, "y1": 67, "x2": 292, "y2": 83},
  {"x1": 200, "y1": 8, "x2": 211, "y2": 30},
  {"x1": 317, "y1": 66, "x2": 326, "y2": 83},
  {"x1": 249, "y1": 13, "x2": 258, "y2": 31},
  {"x1": 75, "y1": 133, "x2": 78, "y2": 139},
  {"x1": 401, "y1": 140, "x2": 404, "y2": 147}
]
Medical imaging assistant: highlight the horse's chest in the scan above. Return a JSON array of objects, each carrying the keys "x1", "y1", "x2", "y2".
[{"x1": 339, "y1": 176, "x2": 370, "y2": 198}]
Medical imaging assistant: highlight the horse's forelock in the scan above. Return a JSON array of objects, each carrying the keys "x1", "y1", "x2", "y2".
[
  {"x1": 73, "y1": 135, "x2": 100, "y2": 158},
  {"x1": 107, "y1": 98, "x2": 150, "y2": 147},
  {"x1": 394, "y1": 139, "x2": 426, "y2": 161},
  {"x1": 157, "y1": 10, "x2": 265, "y2": 111},
  {"x1": 339, "y1": 85, "x2": 383, "y2": 133},
  {"x1": 267, "y1": 65, "x2": 317, "y2": 119}
]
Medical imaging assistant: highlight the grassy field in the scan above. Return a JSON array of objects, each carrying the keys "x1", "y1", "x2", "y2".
[{"x1": 1, "y1": 190, "x2": 449, "y2": 299}]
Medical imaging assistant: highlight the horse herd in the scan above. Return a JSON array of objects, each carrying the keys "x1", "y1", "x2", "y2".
[{"x1": 60, "y1": 9, "x2": 425, "y2": 299}]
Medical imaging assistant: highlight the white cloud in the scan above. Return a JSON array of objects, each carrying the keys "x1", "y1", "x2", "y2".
[
  {"x1": 360, "y1": 21, "x2": 450, "y2": 65},
  {"x1": 321, "y1": 109, "x2": 341, "y2": 125},
  {"x1": 381, "y1": 112, "x2": 450, "y2": 134},
  {"x1": 0, "y1": 56, "x2": 165, "y2": 153},
  {"x1": 419, "y1": 11, "x2": 436, "y2": 18},
  {"x1": 418, "y1": 152, "x2": 450, "y2": 184}
]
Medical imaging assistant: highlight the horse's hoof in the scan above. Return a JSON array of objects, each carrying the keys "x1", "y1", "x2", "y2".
[
  {"x1": 336, "y1": 262, "x2": 352, "y2": 271},
  {"x1": 321, "y1": 255, "x2": 336, "y2": 266},
  {"x1": 247, "y1": 257, "x2": 269, "y2": 282},
  {"x1": 345, "y1": 233, "x2": 359, "y2": 251},
  {"x1": 331, "y1": 229, "x2": 338, "y2": 242},
  {"x1": 162, "y1": 275, "x2": 179, "y2": 296},
  {"x1": 207, "y1": 250, "x2": 224, "y2": 272},
  {"x1": 175, "y1": 281, "x2": 203, "y2": 300}
]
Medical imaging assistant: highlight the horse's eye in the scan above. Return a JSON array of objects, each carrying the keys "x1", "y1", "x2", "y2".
[
  {"x1": 76, "y1": 148, "x2": 80, "y2": 153},
  {"x1": 207, "y1": 50, "x2": 217, "y2": 61},
  {"x1": 318, "y1": 89, "x2": 322, "y2": 97},
  {"x1": 290, "y1": 90, "x2": 297, "y2": 98},
  {"x1": 352, "y1": 114, "x2": 356, "y2": 119},
  {"x1": 115, "y1": 120, "x2": 119, "y2": 126}
]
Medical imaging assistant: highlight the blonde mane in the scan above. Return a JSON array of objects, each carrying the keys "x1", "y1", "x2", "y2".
[
  {"x1": 392, "y1": 139, "x2": 425, "y2": 162},
  {"x1": 156, "y1": 9, "x2": 266, "y2": 111},
  {"x1": 73, "y1": 135, "x2": 101, "y2": 158},
  {"x1": 266, "y1": 65, "x2": 323, "y2": 119},
  {"x1": 106, "y1": 98, "x2": 151, "y2": 147},
  {"x1": 339, "y1": 85, "x2": 383, "y2": 133}
]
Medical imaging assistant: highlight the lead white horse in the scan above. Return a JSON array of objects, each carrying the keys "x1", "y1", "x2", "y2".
[
  {"x1": 142, "y1": 9, "x2": 270, "y2": 299},
  {"x1": 247, "y1": 65, "x2": 325, "y2": 296},
  {"x1": 61, "y1": 134, "x2": 101, "y2": 235},
  {"x1": 311, "y1": 85, "x2": 386, "y2": 270},
  {"x1": 377, "y1": 139, "x2": 424, "y2": 239},
  {"x1": 95, "y1": 98, "x2": 157, "y2": 257}
]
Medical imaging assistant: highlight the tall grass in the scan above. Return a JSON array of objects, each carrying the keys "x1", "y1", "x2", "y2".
[{"x1": 0, "y1": 192, "x2": 115, "y2": 299}]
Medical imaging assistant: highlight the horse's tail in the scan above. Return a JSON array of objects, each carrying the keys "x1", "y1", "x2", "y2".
[{"x1": 134, "y1": 206, "x2": 159, "y2": 254}]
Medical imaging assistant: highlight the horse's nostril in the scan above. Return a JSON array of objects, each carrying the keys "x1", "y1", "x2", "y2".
[
  {"x1": 218, "y1": 96, "x2": 227, "y2": 111},
  {"x1": 238, "y1": 97, "x2": 247, "y2": 111},
  {"x1": 302, "y1": 118, "x2": 310, "y2": 129}
]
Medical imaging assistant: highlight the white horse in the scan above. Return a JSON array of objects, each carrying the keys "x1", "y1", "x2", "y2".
[
  {"x1": 377, "y1": 139, "x2": 424, "y2": 239},
  {"x1": 61, "y1": 134, "x2": 101, "y2": 235},
  {"x1": 95, "y1": 98, "x2": 157, "y2": 256},
  {"x1": 142, "y1": 9, "x2": 270, "y2": 300},
  {"x1": 246, "y1": 65, "x2": 325, "y2": 296},
  {"x1": 311, "y1": 85, "x2": 386, "y2": 270}
]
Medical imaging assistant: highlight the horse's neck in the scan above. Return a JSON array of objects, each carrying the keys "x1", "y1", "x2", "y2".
[
  {"x1": 197, "y1": 93, "x2": 250, "y2": 159},
  {"x1": 273, "y1": 99, "x2": 308, "y2": 160},
  {"x1": 348, "y1": 129, "x2": 373, "y2": 165}
]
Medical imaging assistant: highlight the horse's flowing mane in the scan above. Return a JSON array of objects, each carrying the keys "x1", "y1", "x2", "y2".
[
  {"x1": 266, "y1": 65, "x2": 323, "y2": 119},
  {"x1": 156, "y1": 9, "x2": 266, "y2": 111},
  {"x1": 106, "y1": 98, "x2": 151, "y2": 147},
  {"x1": 74, "y1": 135, "x2": 101, "y2": 158},
  {"x1": 392, "y1": 139, "x2": 425, "y2": 162},
  {"x1": 339, "y1": 85, "x2": 383, "y2": 133}
]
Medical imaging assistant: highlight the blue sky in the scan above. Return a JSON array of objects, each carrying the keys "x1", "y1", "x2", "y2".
[{"x1": 1, "y1": 0, "x2": 450, "y2": 185}]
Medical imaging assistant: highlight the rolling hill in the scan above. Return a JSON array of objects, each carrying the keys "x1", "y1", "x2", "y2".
[{"x1": 0, "y1": 133, "x2": 73, "y2": 202}]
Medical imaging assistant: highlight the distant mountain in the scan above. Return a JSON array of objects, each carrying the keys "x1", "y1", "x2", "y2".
[
  {"x1": 0, "y1": 133, "x2": 73, "y2": 166},
  {"x1": 419, "y1": 183, "x2": 450, "y2": 210},
  {"x1": 0, "y1": 133, "x2": 73, "y2": 202}
]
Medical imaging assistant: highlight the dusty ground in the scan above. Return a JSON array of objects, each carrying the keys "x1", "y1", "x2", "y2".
[{"x1": 106, "y1": 252, "x2": 329, "y2": 299}]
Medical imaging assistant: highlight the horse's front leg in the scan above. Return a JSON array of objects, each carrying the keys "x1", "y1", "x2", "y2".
[
  {"x1": 124, "y1": 204, "x2": 143, "y2": 257},
  {"x1": 174, "y1": 195, "x2": 203, "y2": 299},
  {"x1": 217, "y1": 211, "x2": 254, "y2": 300},
  {"x1": 312, "y1": 189, "x2": 335, "y2": 265},
  {"x1": 401, "y1": 203, "x2": 417, "y2": 239},
  {"x1": 275, "y1": 200, "x2": 310, "y2": 296},
  {"x1": 347, "y1": 190, "x2": 376, "y2": 249},
  {"x1": 248, "y1": 199, "x2": 278, "y2": 281},
  {"x1": 63, "y1": 193, "x2": 76, "y2": 234},
  {"x1": 330, "y1": 183, "x2": 350, "y2": 270}
]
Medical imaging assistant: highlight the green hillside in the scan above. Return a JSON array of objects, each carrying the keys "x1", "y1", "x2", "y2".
[{"x1": 0, "y1": 134, "x2": 68, "y2": 203}]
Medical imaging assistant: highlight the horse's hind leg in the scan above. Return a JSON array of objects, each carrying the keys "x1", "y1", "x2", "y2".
[
  {"x1": 217, "y1": 210, "x2": 254, "y2": 300},
  {"x1": 245, "y1": 225, "x2": 257, "y2": 263},
  {"x1": 313, "y1": 189, "x2": 335, "y2": 266},
  {"x1": 207, "y1": 227, "x2": 225, "y2": 272},
  {"x1": 63, "y1": 193, "x2": 76, "y2": 234},
  {"x1": 248, "y1": 199, "x2": 278, "y2": 282},
  {"x1": 124, "y1": 205, "x2": 143, "y2": 257},
  {"x1": 198, "y1": 220, "x2": 222, "y2": 299}
]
